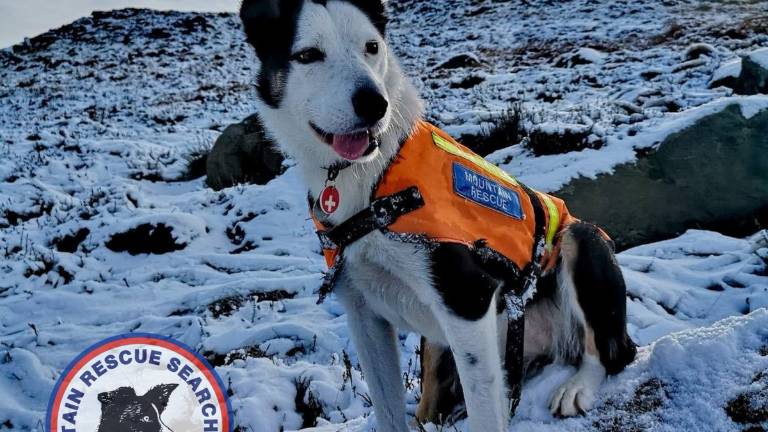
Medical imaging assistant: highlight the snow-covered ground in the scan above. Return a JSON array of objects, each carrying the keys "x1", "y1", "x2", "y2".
[
  {"x1": 0, "y1": 1, "x2": 767, "y2": 431},
  {"x1": 0, "y1": 0, "x2": 239, "y2": 49}
]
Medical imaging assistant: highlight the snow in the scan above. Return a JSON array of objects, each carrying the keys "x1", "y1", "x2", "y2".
[
  {"x1": 748, "y1": 47, "x2": 768, "y2": 70},
  {"x1": 0, "y1": 1, "x2": 767, "y2": 431},
  {"x1": 387, "y1": 0, "x2": 766, "y2": 141},
  {"x1": 712, "y1": 59, "x2": 743, "y2": 84},
  {"x1": 619, "y1": 310, "x2": 768, "y2": 432},
  {"x1": 0, "y1": 0, "x2": 239, "y2": 48},
  {"x1": 576, "y1": 47, "x2": 607, "y2": 64}
]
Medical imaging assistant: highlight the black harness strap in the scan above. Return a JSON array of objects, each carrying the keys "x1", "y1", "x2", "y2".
[
  {"x1": 320, "y1": 186, "x2": 425, "y2": 248},
  {"x1": 504, "y1": 184, "x2": 548, "y2": 414},
  {"x1": 520, "y1": 184, "x2": 548, "y2": 291},
  {"x1": 315, "y1": 186, "x2": 425, "y2": 303}
]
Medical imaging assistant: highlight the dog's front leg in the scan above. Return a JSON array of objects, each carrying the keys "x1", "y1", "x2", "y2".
[
  {"x1": 429, "y1": 243, "x2": 509, "y2": 431},
  {"x1": 437, "y1": 306, "x2": 508, "y2": 432},
  {"x1": 337, "y1": 288, "x2": 409, "y2": 432}
]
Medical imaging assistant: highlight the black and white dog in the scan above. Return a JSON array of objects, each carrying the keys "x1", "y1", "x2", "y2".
[{"x1": 239, "y1": 1, "x2": 636, "y2": 431}]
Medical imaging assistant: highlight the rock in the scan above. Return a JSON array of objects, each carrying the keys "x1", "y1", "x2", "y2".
[
  {"x1": 556, "y1": 104, "x2": 768, "y2": 250},
  {"x1": 614, "y1": 100, "x2": 643, "y2": 114},
  {"x1": 738, "y1": 48, "x2": 768, "y2": 94},
  {"x1": 435, "y1": 53, "x2": 483, "y2": 70},
  {"x1": 206, "y1": 114, "x2": 285, "y2": 190},
  {"x1": 449, "y1": 75, "x2": 485, "y2": 89},
  {"x1": 672, "y1": 58, "x2": 707, "y2": 73},
  {"x1": 682, "y1": 43, "x2": 717, "y2": 61},
  {"x1": 643, "y1": 96, "x2": 681, "y2": 113},
  {"x1": 177, "y1": 15, "x2": 210, "y2": 34},
  {"x1": 555, "y1": 47, "x2": 606, "y2": 68},
  {"x1": 710, "y1": 58, "x2": 743, "y2": 89},
  {"x1": 710, "y1": 47, "x2": 768, "y2": 95},
  {"x1": 459, "y1": 104, "x2": 525, "y2": 156},
  {"x1": 527, "y1": 122, "x2": 603, "y2": 156},
  {"x1": 641, "y1": 69, "x2": 663, "y2": 80}
]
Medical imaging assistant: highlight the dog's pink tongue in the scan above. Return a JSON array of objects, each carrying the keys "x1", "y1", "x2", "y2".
[{"x1": 332, "y1": 133, "x2": 369, "y2": 160}]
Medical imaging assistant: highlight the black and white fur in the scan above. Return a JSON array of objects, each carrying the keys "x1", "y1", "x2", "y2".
[
  {"x1": 97, "y1": 384, "x2": 178, "y2": 432},
  {"x1": 239, "y1": 1, "x2": 637, "y2": 431}
]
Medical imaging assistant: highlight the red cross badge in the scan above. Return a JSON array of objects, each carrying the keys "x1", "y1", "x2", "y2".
[{"x1": 319, "y1": 185, "x2": 340, "y2": 215}]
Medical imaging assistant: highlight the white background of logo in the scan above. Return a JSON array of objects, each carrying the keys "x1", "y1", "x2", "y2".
[{"x1": 58, "y1": 343, "x2": 223, "y2": 432}]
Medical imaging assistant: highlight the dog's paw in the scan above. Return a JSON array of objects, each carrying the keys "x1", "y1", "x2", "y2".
[
  {"x1": 550, "y1": 357, "x2": 606, "y2": 417},
  {"x1": 549, "y1": 375, "x2": 597, "y2": 417}
]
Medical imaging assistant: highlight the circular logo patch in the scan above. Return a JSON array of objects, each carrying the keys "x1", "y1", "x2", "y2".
[{"x1": 46, "y1": 333, "x2": 232, "y2": 432}]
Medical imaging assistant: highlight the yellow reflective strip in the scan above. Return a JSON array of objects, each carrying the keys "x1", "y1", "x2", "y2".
[
  {"x1": 539, "y1": 193, "x2": 560, "y2": 252},
  {"x1": 431, "y1": 131, "x2": 464, "y2": 156},
  {"x1": 432, "y1": 132, "x2": 519, "y2": 186}
]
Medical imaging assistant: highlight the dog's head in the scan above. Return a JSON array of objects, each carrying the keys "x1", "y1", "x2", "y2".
[
  {"x1": 96, "y1": 384, "x2": 178, "y2": 432},
  {"x1": 240, "y1": 0, "x2": 419, "y2": 166}
]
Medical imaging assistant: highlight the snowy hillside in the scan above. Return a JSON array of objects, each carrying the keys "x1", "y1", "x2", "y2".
[{"x1": 1, "y1": 1, "x2": 767, "y2": 431}]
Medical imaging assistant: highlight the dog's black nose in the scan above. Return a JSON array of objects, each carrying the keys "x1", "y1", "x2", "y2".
[{"x1": 352, "y1": 87, "x2": 388, "y2": 126}]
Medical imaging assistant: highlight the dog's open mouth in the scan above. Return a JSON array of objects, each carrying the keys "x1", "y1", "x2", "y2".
[{"x1": 310, "y1": 123, "x2": 379, "y2": 161}]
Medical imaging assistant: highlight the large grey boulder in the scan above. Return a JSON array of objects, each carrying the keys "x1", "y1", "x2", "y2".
[
  {"x1": 556, "y1": 104, "x2": 768, "y2": 250},
  {"x1": 710, "y1": 47, "x2": 768, "y2": 95},
  {"x1": 206, "y1": 114, "x2": 285, "y2": 190}
]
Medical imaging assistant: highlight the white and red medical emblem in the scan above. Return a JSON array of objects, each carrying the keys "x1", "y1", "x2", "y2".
[{"x1": 319, "y1": 185, "x2": 341, "y2": 215}]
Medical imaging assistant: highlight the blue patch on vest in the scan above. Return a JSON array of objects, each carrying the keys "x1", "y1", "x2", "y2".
[{"x1": 452, "y1": 162, "x2": 523, "y2": 219}]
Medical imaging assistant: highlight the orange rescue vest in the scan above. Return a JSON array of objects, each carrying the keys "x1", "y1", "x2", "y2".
[{"x1": 311, "y1": 121, "x2": 575, "y2": 291}]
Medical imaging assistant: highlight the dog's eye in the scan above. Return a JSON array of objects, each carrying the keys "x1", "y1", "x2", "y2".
[
  {"x1": 141, "y1": 416, "x2": 150, "y2": 422},
  {"x1": 291, "y1": 48, "x2": 325, "y2": 64},
  {"x1": 365, "y1": 41, "x2": 379, "y2": 55}
]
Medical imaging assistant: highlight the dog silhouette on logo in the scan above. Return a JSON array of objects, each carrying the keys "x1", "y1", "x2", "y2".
[{"x1": 97, "y1": 383, "x2": 179, "y2": 432}]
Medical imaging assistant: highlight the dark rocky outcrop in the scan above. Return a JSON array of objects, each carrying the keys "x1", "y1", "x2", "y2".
[
  {"x1": 206, "y1": 114, "x2": 285, "y2": 190},
  {"x1": 436, "y1": 53, "x2": 484, "y2": 70},
  {"x1": 735, "y1": 53, "x2": 768, "y2": 95},
  {"x1": 450, "y1": 75, "x2": 485, "y2": 89},
  {"x1": 528, "y1": 123, "x2": 603, "y2": 155},
  {"x1": 710, "y1": 48, "x2": 768, "y2": 95},
  {"x1": 459, "y1": 104, "x2": 525, "y2": 156},
  {"x1": 554, "y1": 47, "x2": 606, "y2": 68},
  {"x1": 556, "y1": 104, "x2": 768, "y2": 250}
]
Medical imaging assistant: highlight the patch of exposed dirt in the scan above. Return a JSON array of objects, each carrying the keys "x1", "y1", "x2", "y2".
[
  {"x1": 105, "y1": 223, "x2": 185, "y2": 255},
  {"x1": 207, "y1": 290, "x2": 298, "y2": 319},
  {"x1": 593, "y1": 378, "x2": 669, "y2": 431}
]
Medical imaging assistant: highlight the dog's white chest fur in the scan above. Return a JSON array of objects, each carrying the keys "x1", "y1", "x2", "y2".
[
  {"x1": 337, "y1": 232, "x2": 448, "y2": 344},
  {"x1": 305, "y1": 154, "x2": 446, "y2": 345}
]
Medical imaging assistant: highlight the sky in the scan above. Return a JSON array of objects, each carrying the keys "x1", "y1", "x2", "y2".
[{"x1": 0, "y1": 0, "x2": 240, "y2": 49}]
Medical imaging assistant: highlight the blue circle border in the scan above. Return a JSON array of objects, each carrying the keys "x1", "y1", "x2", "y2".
[{"x1": 45, "y1": 332, "x2": 234, "y2": 432}]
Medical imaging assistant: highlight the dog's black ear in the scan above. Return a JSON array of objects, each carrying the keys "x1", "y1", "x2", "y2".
[
  {"x1": 239, "y1": 0, "x2": 277, "y2": 48},
  {"x1": 240, "y1": 0, "x2": 304, "y2": 51},
  {"x1": 239, "y1": 0, "x2": 304, "y2": 107},
  {"x1": 143, "y1": 383, "x2": 179, "y2": 414},
  {"x1": 98, "y1": 387, "x2": 137, "y2": 406}
]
